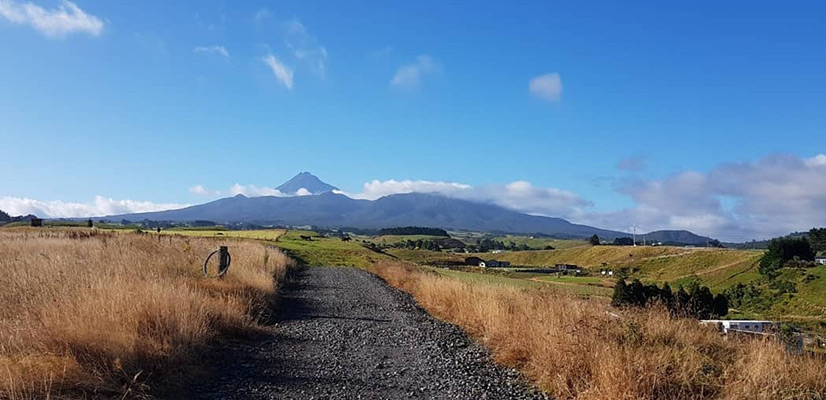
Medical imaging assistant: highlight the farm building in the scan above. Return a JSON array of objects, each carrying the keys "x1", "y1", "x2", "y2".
[
  {"x1": 555, "y1": 264, "x2": 581, "y2": 274},
  {"x1": 464, "y1": 256, "x2": 511, "y2": 268},
  {"x1": 700, "y1": 320, "x2": 775, "y2": 334},
  {"x1": 479, "y1": 260, "x2": 511, "y2": 268},
  {"x1": 816, "y1": 256, "x2": 826, "y2": 265}
]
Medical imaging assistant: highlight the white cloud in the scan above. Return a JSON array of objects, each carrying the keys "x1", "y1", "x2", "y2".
[
  {"x1": 254, "y1": 8, "x2": 271, "y2": 24},
  {"x1": 229, "y1": 184, "x2": 286, "y2": 197},
  {"x1": 295, "y1": 188, "x2": 312, "y2": 196},
  {"x1": 344, "y1": 178, "x2": 589, "y2": 218},
  {"x1": 189, "y1": 185, "x2": 221, "y2": 196},
  {"x1": 347, "y1": 179, "x2": 472, "y2": 200},
  {"x1": 529, "y1": 73, "x2": 563, "y2": 102},
  {"x1": 263, "y1": 54, "x2": 294, "y2": 89},
  {"x1": 390, "y1": 55, "x2": 440, "y2": 89},
  {"x1": 284, "y1": 18, "x2": 327, "y2": 78},
  {"x1": 579, "y1": 154, "x2": 826, "y2": 241},
  {"x1": 194, "y1": 45, "x2": 229, "y2": 57},
  {"x1": 0, "y1": 196, "x2": 187, "y2": 218},
  {"x1": 0, "y1": 0, "x2": 103, "y2": 38}
]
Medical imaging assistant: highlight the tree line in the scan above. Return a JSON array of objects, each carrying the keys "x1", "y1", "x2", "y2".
[
  {"x1": 378, "y1": 226, "x2": 450, "y2": 237},
  {"x1": 612, "y1": 279, "x2": 728, "y2": 319}
]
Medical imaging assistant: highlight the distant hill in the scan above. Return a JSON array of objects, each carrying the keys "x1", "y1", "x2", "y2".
[
  {"x1": 96, "y1": 172, "x2": 718, "y2": 242},
  {"x1": 276, "y1": 172, "x2": 338, "y2": 195},
  {"x1": 0, "y1": 209, "x2": 9, "y2": 223},
  {"x1": 378, "y1": 227, "x2": 450, "y2": 237},
  {"x1": 642, "y1": 230, "x2": 718, "y2": 246},
  {"x1": 101, "y1": 192, "x2": 629, "y2": 239}
]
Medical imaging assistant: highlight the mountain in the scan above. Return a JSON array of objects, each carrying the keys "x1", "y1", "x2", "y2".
[
  {"x1": 276, "y1": 172, "x2": 338, "y2": 195},
  {"x1": 101, "y1": 191, "x2": 627, "y2": 239},
  {"x1": 98, "y1": 173, "x2": 715, "y2": 241}
]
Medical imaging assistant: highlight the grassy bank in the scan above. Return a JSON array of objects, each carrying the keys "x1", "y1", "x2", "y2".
[
  {"x1": 0, "y1": 228, "x2": 291, "y2": 398},
  {"x1": 372, "y1": 261, "x2": 826, "y2": 400}
]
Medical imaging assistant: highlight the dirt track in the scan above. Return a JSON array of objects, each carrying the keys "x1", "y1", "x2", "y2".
[{"x1": 181, "y1": 267, "x2": 546, "y2": 399}]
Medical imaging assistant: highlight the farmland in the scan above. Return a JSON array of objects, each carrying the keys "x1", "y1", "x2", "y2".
[
  {"x1": 3, "y1": 226, "x2": 825, "y2": 399},
  {"x1": 0, "y1": 228, "x2": 291, "y2": 398}
]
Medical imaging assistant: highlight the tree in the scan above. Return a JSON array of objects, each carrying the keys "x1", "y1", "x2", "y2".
[
  {"x1": 758, "y1": 256, "x2": 783, "y2": 280},
  {"x1": 613, "y1": 237, "x2": 634, "y2": 246},
  {"x1": 0, "y1": 209, "x2": 10, "y2": 223},
  {"x1": 589, "y1": 235, "x2": 600, "y2": 246},
  {"x1": 712, "y1": 293, "x2": 729, "y2": 318},
  {"x1": 86, "y1": 219, "x2": 94, "y2": 228},
  {"x1": 611, "y1": 280, "x2": 629, "y2": 307},
  {"x1": 759, "y1": 236, "x2": 815, "y2": 279},
  {"x1": 675, "y1": 286, "x2": 690, "y2": 313},
  {"x1": 809, "y1": 228, "x2": 826, "y2": 253},
  {"x1": 627, "y1": 279, "x2": 647, "y2": 306}
]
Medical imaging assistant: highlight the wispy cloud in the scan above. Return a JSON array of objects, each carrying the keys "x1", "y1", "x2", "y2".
[
  {"x1": 263, "y1": 54, "x2": 294, "y2": 89},
  {"x1": 254, "y1": 8, "x2": 271, "y2": 24},
  {"x1": 229, "y1": 184, "x2": 286, "y2": 197},
  {"x1": 0, "y1": 0, "x2": 103, "y2": 38},
  {"x1": 194, "y1": 45, "x2": 229, "y2": 57},
  {"x1": 0, "y1": 196, "x2": 187, "y2": 218},
  {"x1": 617, "y1": 155, "x2": 647, "y2": 172},
  {"x1": 284, "y1": 18, "x2": 327, "y2": 78},
  {"x1": 189, "y1": 185, "x2": 221, "y2": 196},
  {"x1": 529, "y1": 73, "x2": 563, "y2": 102},
  {"x1": 390, "y1": 55, "x2": 440, "y2": 89},
  {"x1": 372, "y1": 46, "x2": 393, "y2": 59}
]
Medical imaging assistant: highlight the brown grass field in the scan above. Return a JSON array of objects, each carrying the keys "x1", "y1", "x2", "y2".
[
  {"x1": 372, "y1": 261, "x2": 826, "y2": 400},
  {"x1": 0, "y1": 228, "x2": 291, "y2": 399}
]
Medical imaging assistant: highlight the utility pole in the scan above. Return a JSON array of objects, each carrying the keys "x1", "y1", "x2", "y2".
[{"x1": 632, "y1": 224, "x2": 637, "y2": 247}]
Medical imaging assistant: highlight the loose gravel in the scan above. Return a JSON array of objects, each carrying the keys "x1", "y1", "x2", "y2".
[{"x1": 182, "y1": 267, "x2": 548, "y2": 399}]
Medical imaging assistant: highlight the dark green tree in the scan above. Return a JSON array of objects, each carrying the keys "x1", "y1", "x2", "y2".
[
  {"x1": 809, "y1": 228, "x2": 826, "y2": 253},
  {"x1": 712, "y1": 293, "x2": 729, "y2": 317},
  {"x1": 767, "y1": 236, "x2": 815, "y2": 263},
  {"x1": 628, "y1": 279, "x2": 647, "y2": 306},
  {"x1": 675, "y1": 286, "x2": 690, "y2": 313},
  {"x1": 589, "y1": 235, "x2": 600, "y2": 246},
  {"x1": 613, "y1": 237, "x2": 634, "y2": 246},
  {"x1": 87, "y1": 219, "x2": 94, "y2": 228},
  {"x1": 611, "y1": 279, "x2": 629, "y2": 307}
]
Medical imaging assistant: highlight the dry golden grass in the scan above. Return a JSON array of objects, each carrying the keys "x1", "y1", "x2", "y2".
[
  {"x1": 373, "y1": 261, "x2": 826, "y2": 400},
  {"x1": 0, "y1": 228, "x2": 291, "y2": 399}
]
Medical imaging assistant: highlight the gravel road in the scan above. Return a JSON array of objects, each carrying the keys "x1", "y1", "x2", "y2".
[{"x1": 182, "y1": 266, "x2": 547, "y2": 400}]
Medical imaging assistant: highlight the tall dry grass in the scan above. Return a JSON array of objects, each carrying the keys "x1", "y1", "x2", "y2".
[
  {"x1": 373, "y1": 262, "x2": 826, "y2": 400},
  {"x1": 0, "y1": 228, "x2": 291, "y2": 399}
]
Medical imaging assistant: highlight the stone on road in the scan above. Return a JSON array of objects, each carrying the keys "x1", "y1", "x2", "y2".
[{"x1": 184, "y1": 267, "x2": 546, "y2": 399}]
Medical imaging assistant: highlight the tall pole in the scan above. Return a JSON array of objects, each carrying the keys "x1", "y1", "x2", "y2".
[{"x1": 632, "y1": 224, "x2": 637, "y2": 247}]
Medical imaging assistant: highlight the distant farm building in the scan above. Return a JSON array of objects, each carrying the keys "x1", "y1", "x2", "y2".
[
  {"x1": 555, "y1": 264, "x2": 581, "y2": 274},
  {"x1": 816, "y1": 256, "x2": 826, "y2": 265},
  {"x1": 479, "y1": 260, "x2": 510, "y2": 268},
  {"x1": 700, "y1": 320, "x2": 775, "y2": 335}
]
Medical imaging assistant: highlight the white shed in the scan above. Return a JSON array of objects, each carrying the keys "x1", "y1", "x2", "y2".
[{"x1": 700, "y1": 320, "x2": 775, "y2": 334}]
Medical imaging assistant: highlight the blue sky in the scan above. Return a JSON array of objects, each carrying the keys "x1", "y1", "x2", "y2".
[{"x1": 1, "y1": 0, "x2": 825, "y2": 240}]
